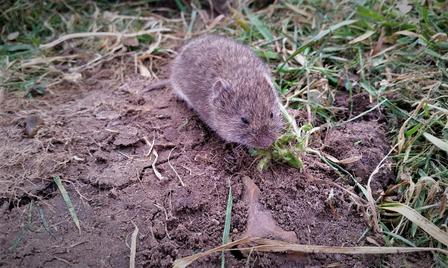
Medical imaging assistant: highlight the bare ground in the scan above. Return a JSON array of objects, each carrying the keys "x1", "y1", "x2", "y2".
[{"x1": 0, "y1": 63, "x2": 402, "y2": 267}]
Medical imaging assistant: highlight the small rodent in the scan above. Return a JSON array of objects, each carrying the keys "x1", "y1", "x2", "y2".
[{"x1": 150, "y1": 35, "x2": 283, "y2": 148}]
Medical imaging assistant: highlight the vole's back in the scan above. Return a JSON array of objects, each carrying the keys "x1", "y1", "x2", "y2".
[
  {"x1": 169, "y1": 35, "x2": 282, "y2": 148},
  {"x1": 170, "y1": 35, "x2": 270, "y2": 127}
]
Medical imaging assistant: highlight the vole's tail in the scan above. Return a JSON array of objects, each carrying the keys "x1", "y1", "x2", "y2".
[{"x1": 142, "y1": 79, "x2": 170, "y2": 92}]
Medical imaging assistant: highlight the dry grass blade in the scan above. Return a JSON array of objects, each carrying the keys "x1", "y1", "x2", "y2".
[
  {"x1": 366, "y1": 145, "x2": 397, "y2": 232},
  {"x1": 322, "y1": 152, "x2": 362, "y2": 164},
  {"x1": 0, "y1": 87, "x2": 4, "y2": 105},
  {"x1": 380, "y1": 203, "x2": 448, "y2": 247},
  {"x1": 20, "y1": 55, "x2": 81, "y2": 68},
  {"x1": 397, "y1": 100, "x2": 425, "y2": 152},
  {"x1": 279, "y1": 103, "x2": 301, "y2": 138},
  {"x1": 143, "y1": 136, "x2": 163, "y2": 180},
  {"x1": 349, "y1": 30, "x2": 375, "y2": 44},
  {"x1": 173, "y1": 237, "x2": 448, "y2": 267},
  {"x1": 138, "y1": 61, "x2": 152, "y2": 78},
  {"x1": 151, "y1": 148, "x2": 163, "y2": 180},
  {"x1": 40, "y1": 28, "x2": 170, "y2": 49},
  {"x1": 247, "y1": 238, "x2": 448, "y2": 254},
  {"x1": 129, "y1": 222, "x2": 139, "y2": 268},
  {"x1": 173, "y1": 237, "x2": 253, "y2": 268},
  {"x1": 168, "y1": 147, "x2": 185, "y2": 186},
  {"x1": 143, "y1": 136, "x2": 155, "y2": 157},
  {"x1": 53, "y1": 176, "x2": 81, "y2": 234},
  {"x1": 283, "y1": 2, "x2": 312, "y2": 19},
  {"x1": 394, "y1": 30, "x2": 421, "y2": 38},
  {"x1": 423, "y1": 132, "x2": 448, "y2": 153}
]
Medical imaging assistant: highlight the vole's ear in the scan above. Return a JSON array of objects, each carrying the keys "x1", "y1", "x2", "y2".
[{"x1": 211, "y1": 78, "x2": 232, "y2": 107}]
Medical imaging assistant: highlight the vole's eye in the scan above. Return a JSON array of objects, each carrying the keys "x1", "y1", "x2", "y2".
[
  {"x1": 270, "y1": 112, "x2": 274, "y2": 118},
  {"x1": 241, "y1": 117, "x2": 250, "y2": 125}
]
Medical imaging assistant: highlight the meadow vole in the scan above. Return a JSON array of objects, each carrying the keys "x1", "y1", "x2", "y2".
[{"x1": 153, "y1": 35, "x2": 284, "y2": 148}]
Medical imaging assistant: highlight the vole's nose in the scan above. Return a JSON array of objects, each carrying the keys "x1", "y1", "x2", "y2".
[{"x1": 256, "y1": 136, "x2": 274, "y2": 148}]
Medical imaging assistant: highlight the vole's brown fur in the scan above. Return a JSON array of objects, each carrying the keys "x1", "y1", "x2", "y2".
[{"x1": 169, "y1": 35, "x2": 283, "y2": 148}]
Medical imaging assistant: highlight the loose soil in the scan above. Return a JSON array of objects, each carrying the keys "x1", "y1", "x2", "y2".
[{"x1": 0, "y1": 63, "x2": 403, "y2": 267}]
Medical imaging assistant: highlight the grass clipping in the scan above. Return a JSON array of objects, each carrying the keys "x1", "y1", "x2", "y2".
[{"x1": 173, "y1": 237, "x2": 448, "y2": 267}]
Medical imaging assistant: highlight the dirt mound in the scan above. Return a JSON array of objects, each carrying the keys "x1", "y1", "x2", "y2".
[
  {"x1": 323, "y1": 121, "x2": 394, "y2": 196},
  {"x1": 0, "y1": 69, "x2": 393, "y2": 267}
]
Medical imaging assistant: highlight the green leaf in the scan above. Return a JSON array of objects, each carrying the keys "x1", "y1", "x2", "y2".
[
  {"x1": 405, "y1": 123, "x2": 422, "y2": 137},
  {"x1": 137, "y1": 34, "x2": 153, "y2": 44},
  {"x1": 256, "y1": 50, "x2": 279, "y2": 60},
  {"x1": 257, "y1": 155, "x2": 271, "y2": 171},
  {"x1": 283, "y1": 151, "x2": 303, "y2": 169},
  {"x1": 301, "y1": 123, "x2": 313, "y2": 132}
]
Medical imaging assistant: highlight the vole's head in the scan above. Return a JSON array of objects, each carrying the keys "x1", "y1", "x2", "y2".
[{"x1": 211, "y1": 74, "x2": 284, "y2": 148}]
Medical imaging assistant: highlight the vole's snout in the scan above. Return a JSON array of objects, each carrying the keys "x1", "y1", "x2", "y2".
[
  {"x1": 254, "y1": 135, "x2": 276, "y2": 149},
  {"x1": 250, "y1": 125, "x2": 281, "y2": 148}
]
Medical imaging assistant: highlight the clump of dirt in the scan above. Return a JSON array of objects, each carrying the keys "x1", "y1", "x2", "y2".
[
  {"x1": 323, "y1": 121, "x2": 394, "y2": 195},
  {"x1": 0, "y1": 63, "x2": 397, "y2": 267}
]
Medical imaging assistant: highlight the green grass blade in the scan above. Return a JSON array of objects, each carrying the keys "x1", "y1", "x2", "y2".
[
  {"x1": 280, "y1": 19, "x2": 357, "y2": 70},
  {"x1": 221, "y1": 180, "x2": 233, "y2": 268},
  {"x1": 356, "y1": 6, "x2": 385, "y2": 22},
  {"x1": 244, "y1": 7, "x2": 274, "y2": 41},
  {"x1": 38, "y1": 206, "x2": 54, "y2": 237},
  {"x1": 53, "y1": 176, "x2": 81, "y2": 234},
  {"x1": 174, "y1": 0, "x2": 186, "y2": 12},
  {"x1": 306, "y1": 19, "x2": 358, "y2": 46},
  {"x1": 383, "y1": 230, "x2": 417, "y2": 247}
]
